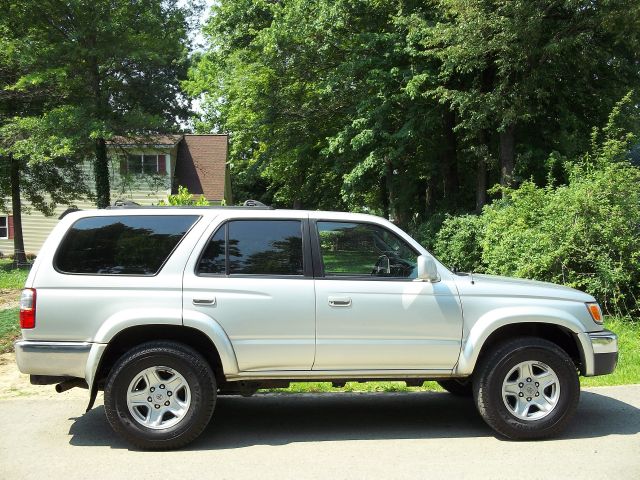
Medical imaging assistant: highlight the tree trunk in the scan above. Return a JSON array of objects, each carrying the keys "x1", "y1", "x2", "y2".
[
  {"x1": 476, "y1": 131, "x2": 489, "y2": 212},
  {"x1": 9, "y1": 155, "x2": 27, "y2": 264},
  {"x1": 441, "y1": 109, "x2": 460, "y2": 208},
  {"x1": 379, "y1": 174, "x2": 390, "y2": 220},
  {"x1": 385, "y1": 160, "x2": 397, "y2": 223},
  {"x1": 499, "y1": 124, "x2": 515, "y2": 187},
  {"x1": 478, "y1": 64, "x2": 496, "y2": 205},
  {"x1": 476, "y1": 156, "x2": 487, "y2": 212},
  {"x1": 87, "y1": 36, "x2": 110, "y2": 209},
  {"x1": 94, "y1": 137, "x2": 110, "y2": 208}
]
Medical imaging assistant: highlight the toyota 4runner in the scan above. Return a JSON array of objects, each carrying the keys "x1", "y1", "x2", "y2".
[{"x1": 15, "y1": 205, "x2": 618, "y2": 449}]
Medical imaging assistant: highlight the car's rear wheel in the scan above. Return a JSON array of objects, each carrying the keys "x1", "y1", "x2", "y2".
[
  {"x1": 104, "y1": 341, "x2": 216, "y2": 450},
  {"x1": 437, "y1": 378, "x2": 473, "y2": 397},
  {"x1": 473, "y1": 337, "x2": 579, "y2": 439}
]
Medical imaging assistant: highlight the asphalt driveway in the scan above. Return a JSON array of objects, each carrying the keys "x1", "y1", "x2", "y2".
[{"x1": 1, "y1": 379, "x2": 639, "y2": 480}]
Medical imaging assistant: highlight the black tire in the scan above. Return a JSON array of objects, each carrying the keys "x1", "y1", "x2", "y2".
[
  {"x1": 473, "y1": 337, "x2": 580, "y2": 440},
  {"x1": 437, "y1": 379, "x2": 473, "y2": 397},
  {"x1": 104, "y1": 341, "x2": 216, "y2": 450}
]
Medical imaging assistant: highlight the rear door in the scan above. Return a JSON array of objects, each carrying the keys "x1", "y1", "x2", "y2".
[
  {"x1": 311, "y1": 220, "x2": 463, "y2": 371},
  {"x1": 183, "y1": 216, "x2": 316, "y2": 371}
]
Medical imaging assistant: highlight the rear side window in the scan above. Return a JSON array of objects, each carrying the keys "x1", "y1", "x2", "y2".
[
  {"x1": 197, "y1": 220, "x2": 304, "y2": 276},
  {"x1": 197, "y1": 226, "x2": 225, "y2": 275},
  {"x1": 55, "y1": 215, "x2": 199, "y2": 275}
]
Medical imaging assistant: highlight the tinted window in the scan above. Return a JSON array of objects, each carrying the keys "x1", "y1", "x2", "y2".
[
  {"x1": 197, "y1": 220, "x2": 304, "y2": 276},
  {"x1": 56, "y1": 215, "x2": 198, "y2": 275},
  {"x1": 197, "y1": 227, "x2": 225, "y2": 275},
  {"x1": 229, "y1": 220, "x2": 303, "y2": 275},
  {"x1": 317, "y1": 222, "x2": 417, "y2": 278}
]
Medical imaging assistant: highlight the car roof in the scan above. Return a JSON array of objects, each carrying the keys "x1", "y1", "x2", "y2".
[{"x1": 62, "y1": 205, "x2": 389, "y2": 224}]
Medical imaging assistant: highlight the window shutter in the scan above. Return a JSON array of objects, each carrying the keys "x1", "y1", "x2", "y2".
[
  {"x1": 119, "y1": 158, "x2": 128, "y2": 174},
  {"x1": 8, "y1": 215, "x2": 14, "y2": 239},
  {"x1": 158, "y1": 154, "x2": 166, "y2": 175}
]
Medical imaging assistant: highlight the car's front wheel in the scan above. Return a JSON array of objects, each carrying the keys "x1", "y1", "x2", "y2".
[
  {"x1": 473, "y1": 337, "x2": 580, "y2": 439},
  {"x1": 104, "y1": 341, "x2": 216, "y2": 450}
]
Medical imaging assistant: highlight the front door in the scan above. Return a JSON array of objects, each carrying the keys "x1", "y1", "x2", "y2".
[{"x1": 312, "y1": 220, "x2": 463, "y2": 371}]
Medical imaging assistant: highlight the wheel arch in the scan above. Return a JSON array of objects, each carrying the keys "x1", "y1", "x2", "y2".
[
  {"x1": 90, "y1": 324, "x2": 238, "y2": 394},
  {"x1": 456, "y1": 308, "x2": 591, "y2": 376}
]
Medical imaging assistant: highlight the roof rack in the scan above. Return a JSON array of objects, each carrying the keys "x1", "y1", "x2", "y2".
[
  {"x1": 113, "y1": 199, "x2": 141, "y2": 207},
  {"x1": 58, "y1": 207, "x2": 81, "y2": 219},
  {"x1": 106, "y1": 198, "x2": 274, "y2": 210},
  {"x1": 242, "y1": 199, "x2": 268, "y2": 207}
]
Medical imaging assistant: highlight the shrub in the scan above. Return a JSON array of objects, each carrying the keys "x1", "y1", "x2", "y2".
[
  {"x1": 433, "y1": 214, "x2": 484, "y2": 273},
  {"x1": 407, "y1": 212, "x2": 446, "y2": 251},
  {"x1": 479, "y1": 161, "x2": 640, "y2": 316},
  {"x1": 432, "y1": 95, "x2": 640, "y2": 316},
  {"x1": 158, "y1": 186, "x2": 209, "y2": 206}
]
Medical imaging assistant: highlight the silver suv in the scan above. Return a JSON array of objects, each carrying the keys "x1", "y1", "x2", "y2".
[{"x1": 15, "y1": 206, "x2": 618, "y2": 449}]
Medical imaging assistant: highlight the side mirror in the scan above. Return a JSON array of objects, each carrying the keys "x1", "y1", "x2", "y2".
[{"x1": 417, "y1": 255, "x2": 440, "y2": 283}]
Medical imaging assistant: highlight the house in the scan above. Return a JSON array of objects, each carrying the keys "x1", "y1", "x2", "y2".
[{"x1": 0, "y1": 134, "x2": 232, "y2": 256}]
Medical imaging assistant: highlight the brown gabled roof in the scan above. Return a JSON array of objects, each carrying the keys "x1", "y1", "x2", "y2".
[
  {"x1": 108, "y1": 134, "x2": 183, "y2": 147},
  {"x1": 173, "y1": 134, "x2": 228, "y2": 201}
]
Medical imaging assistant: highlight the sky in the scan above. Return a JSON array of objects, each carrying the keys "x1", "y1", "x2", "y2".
[{"x1": 177, "y1": 0, "x2": 215, "y2": 125}]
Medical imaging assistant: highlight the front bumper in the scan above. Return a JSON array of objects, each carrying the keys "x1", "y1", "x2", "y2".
[
  {"x1": 588, "y1": 330, "x2": 618, "y2": 376},
  {"x1": 14, "y1": 340, "x2": 92, "y2": 379}
]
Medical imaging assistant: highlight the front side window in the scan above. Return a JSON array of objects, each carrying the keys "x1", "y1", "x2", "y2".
[
  {"x1": 55, "y1": 215, "x2": 199, "y2": 275},
  {"x1": 317, "y1": 221, "x2": 418, "y2": 278},
  {"x1": 197, "y1": 220, "x2": 304, "y2": 276}
]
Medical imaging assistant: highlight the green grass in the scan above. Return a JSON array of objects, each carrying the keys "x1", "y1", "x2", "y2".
[
  {"x1": 580, "y1": 317, "x2": 640, "y2": 387},
  {"x1": 0, "y1": 258, "x2": 29, "y2": 289},
  {"x1": 266, "y1": 381, "x2": 445, "y2": 394},
  {"x1": 0, "y1": 307, "x2": 19, "y2": 354}
]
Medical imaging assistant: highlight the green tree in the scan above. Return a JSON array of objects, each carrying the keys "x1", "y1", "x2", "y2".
[
  {"x1": 434, "y1": 95, "x2": 640, "y2": 316},
  {"x1": 415, "y1": 0, "x2": 640, "y2": 195},
  {"x1": 4, "y1": 0, "x2": 201, "y2": 209},
  {"x1": 188, "y1": 1, "x2": 453, "y2": 221},
  {"x1": 190, "y1": 0, "x2": 639, "y2": 226},
  {"x1": 0, "y1": 19, "x2": 88, "y2": 262}
]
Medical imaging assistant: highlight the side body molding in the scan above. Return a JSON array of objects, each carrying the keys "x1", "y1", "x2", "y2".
[{"x1": 455, "y1": 306, "x2": 594, "y2": 376}]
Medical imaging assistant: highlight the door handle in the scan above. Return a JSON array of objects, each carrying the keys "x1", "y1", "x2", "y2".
[
  {"x1": 328, "y1": 296, "x2": 352, "y2": 307},
  {"x1": 193, "y1": 298, "x2": 216, "y2": 306}
]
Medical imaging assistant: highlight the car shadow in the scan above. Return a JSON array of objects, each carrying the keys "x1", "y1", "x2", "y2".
[{"x1": 67, "y1": 390, "x2": 640, "y2": 450}]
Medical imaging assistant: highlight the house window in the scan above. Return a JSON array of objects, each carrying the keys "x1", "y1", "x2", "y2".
[
  {"x1": 0, "y1": 216, "x2": 12, "y2": 240},
  {"x1": 121, "y1": 154, "x2": 167, "y2": 175}
]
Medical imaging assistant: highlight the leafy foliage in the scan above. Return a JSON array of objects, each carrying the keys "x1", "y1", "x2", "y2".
[
  {"x1": 0, "y1": 107, "x2": 91, "y2": 215},
  {"x1": 158, "y1": 186, "x2": 210, "y2": 206},
  {"x1": 433, "y1": 214, "x2": 484, "y2": 273},
  {"x1": 435, "y1": 97, "x2": 640, "y2": 316},
  {"x1": 1, "y1": 0, "x2": 201, "y2": 208},
  {"x1": 189, "y1": 0, "x2": 640, "y2": 222}
]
